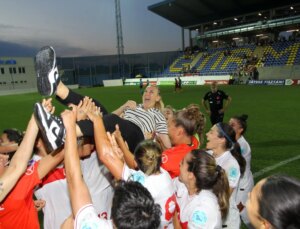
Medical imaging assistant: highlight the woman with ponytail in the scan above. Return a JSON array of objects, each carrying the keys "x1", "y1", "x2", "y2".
[
  {"x1": 174, "y1": 149, "x2": 230, "y2": 228},
  {"x1": 206, "y1": 122, "x2": 246, "y2": 229},
  {"x1": 161, "y1": 104, "x2": 206, "y2": 178}
]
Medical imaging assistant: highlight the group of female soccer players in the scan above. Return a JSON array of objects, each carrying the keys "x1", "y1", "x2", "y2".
[{"x1": 0, "y1": 46, "x2": 299, "y2": 229}]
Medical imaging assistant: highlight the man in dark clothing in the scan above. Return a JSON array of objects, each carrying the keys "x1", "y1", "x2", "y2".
[
  {"x1": 139, "y1": 78, "x2": 144, "y2": 94},
  {"x1": 174, "y1": 78, "x2": 178, "y2": 92},
  {"x1": 178, "y1": 76, "x2": 182, "y2": 91},
  {"x1": 202, "y1": 82, "x2": 232, "y2": 125}
]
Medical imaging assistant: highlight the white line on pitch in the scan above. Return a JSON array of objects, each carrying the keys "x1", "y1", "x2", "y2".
[{"x1": 253, "y1": 154, "x2": 300, "y2": 178}]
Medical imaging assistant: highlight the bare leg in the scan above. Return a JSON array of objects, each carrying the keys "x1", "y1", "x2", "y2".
[{"x1": 56, "y1": 81, "x2": 70, "y2": 100}]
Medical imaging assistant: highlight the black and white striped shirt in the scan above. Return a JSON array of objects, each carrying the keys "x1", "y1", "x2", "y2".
[{"x1": 123, "y1": 104, "x2": 168, "y2": 135}]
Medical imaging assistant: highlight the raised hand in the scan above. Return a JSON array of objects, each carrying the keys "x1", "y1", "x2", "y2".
[
  {"x1": 113, "y1": 125, "x2": 136, "y2": 169},
  {"x1": 113, "y1": 124, "x2": 122, "y2": 141},
  {"x1": 107, "y1": 132, "x2": 124, "y2": 161},
  {"x1": 123, "y1": 100, "x2": 137, "y2": 110},
  {"x1": 86, "y1": 102, "x2": 102, "y2": 122},
  {"x1": 76, "y1": 97, "x2": 94, "y2": 121},
  {"x1": 61, "y1": 106, "x2": 77, "y2": 129},
  {"x1": 42, "y1": 98, "x2": 55, "y2": 114}
]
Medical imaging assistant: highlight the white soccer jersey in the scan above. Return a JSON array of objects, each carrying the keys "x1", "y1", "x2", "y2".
[
  {"x1": 33, "y1": 156, "x2": 71, "y2": 229},
  {"x1": 237, "y1": 136, "x2": 254, "y2": 199},
  {"x1": 122, "y1": 165, "x2": 176, "y2": 229},
  {"x1": 123, "y1": 104, "x2": 168, "y2": 135},
  {"x1": 237, "y1": 136, "x2": 254, "y2": 225},
  {"x1": 174, "y1": 178, "x2": 222, "y2": 229},
  {"x1": 80, "y1": 152, "x2": 114, "y2": 219},
  {"x1": 208, "y1": 150, "x2": 241, "y2": 229},
  {"x1": 75, "y1": 204, "x2": 113, "y2": 229},
  {"x1": 238, "y1": 136, "x2": 253, "y2": 181},
  {"x1": 34, "y1": 152, "x2": 114, "y2": 229}
]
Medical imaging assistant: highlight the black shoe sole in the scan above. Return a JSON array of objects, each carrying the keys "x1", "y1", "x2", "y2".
[
  {"x1": 35, "y1": 46, "x2": 56, "y2": 96},
  {"x1": 34, "y1": 103, "x2": 55, "y2": 152}
]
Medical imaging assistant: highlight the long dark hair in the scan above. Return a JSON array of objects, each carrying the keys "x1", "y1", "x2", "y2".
[
  {"x1": 258, "y1": 175, "x2": 300, "y2": 229},
  {"x1": 232, "y1": 114, "x2": 248, "y2": 135},
  {"x1": 187, "y1": 150, "x2": 230, "y2": 219},
  {"x1": 216, "y1": 123, "x2": 246, "y2": 175}
]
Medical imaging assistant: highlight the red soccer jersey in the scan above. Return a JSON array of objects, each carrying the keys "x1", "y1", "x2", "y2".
[
  {"x1": 161, "y1": 136, "x2": 199, "y2": 179},
  {"x1": 0, "y1": 162, "x2": 41, "y2": 229}
]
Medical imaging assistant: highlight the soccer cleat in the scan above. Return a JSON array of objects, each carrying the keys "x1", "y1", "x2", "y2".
[
  {"x1": 34, "y1": 102, "x2": 65, "y2": 152},
  {"x1": 35, "y1": 46, "x2": 60, "y2": 96}
]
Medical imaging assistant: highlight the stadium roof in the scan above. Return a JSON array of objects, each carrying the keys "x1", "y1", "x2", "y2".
[{"x1": 148, "y1": 0, "x2": 300, "y2": 30}]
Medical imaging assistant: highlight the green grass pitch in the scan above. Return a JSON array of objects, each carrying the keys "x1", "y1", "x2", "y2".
[
  {"x1": 1, "y1": 84, "x2": 299, "y2": 181},
  {"x1": 1, "y1": 84, "x2": 299, "y2": 229}
]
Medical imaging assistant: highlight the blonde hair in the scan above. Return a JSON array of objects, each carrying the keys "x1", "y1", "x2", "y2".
[
  {"x1": 134, "y1": 140, "x2": 162, "y2": 175},
  {"x1": 146, "y1": 85, "x2": 164, "y2": 111}
]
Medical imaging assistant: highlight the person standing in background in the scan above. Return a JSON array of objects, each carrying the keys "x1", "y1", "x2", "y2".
[
  {"x1": 174, "y1": 78, "x2": 178, "y2": 92},
  {"x1": 139, "y1": 78, "x2": 144, "y2": 95},
  {"x1": 178, "y1": 76, "x2": 182, "y2": 91},
  {"x1": 202, "y1": 81, "x2": 232, "y2": 125}
]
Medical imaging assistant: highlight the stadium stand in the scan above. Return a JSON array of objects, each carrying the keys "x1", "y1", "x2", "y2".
[
  {"x1": 164, "y1": 44, "x2": 256, "y2": 76},
  {"x1": 161, "y1": 40, "x2": 300, "y2": 78},
  {"x1": 257, "y1": 41, "x2": 300, "y2": 66},
  {"x1": 148, "y1": 0, "x2": 300, "y2": 82}
]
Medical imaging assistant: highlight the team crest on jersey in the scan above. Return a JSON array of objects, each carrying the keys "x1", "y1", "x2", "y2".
[
  {"x1": 165, "y1": 194, "x2": 176, "y2": 220},
  {"x1": 132, "y1": 171, "x2": 145, "y2": 185},
  {"x1": 192, "y1": 210, "x2": 207, "y2": 225},
  {"x1": 26, "y1": 163, "x2": 35, "y2": 175},
  {"x1": 228, "y1": 167, "x2": 238, "y2": 182},
  {"x1": 162, "y1": 153, "x2": 168, "y2": 164}
]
